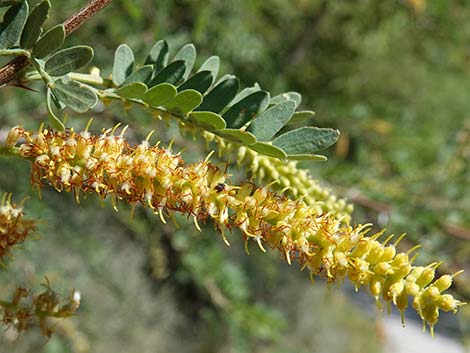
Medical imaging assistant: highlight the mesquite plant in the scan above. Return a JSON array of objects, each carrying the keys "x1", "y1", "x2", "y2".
[{"x1": 0, "y1": 0, "x2": 465, "y2": 341}]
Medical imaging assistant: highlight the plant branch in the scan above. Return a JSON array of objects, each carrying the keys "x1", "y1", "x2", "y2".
[
  {"x1": 62, "y1": 0, "x2": 113, "y2": 36},
  {"x1": 0, "y1": 0, "x2": 113, "y2": 86}
]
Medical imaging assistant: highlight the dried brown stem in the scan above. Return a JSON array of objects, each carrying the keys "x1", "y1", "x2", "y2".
[{"x1": 0, "y1": 0, "x2": 113, "y2": 86}]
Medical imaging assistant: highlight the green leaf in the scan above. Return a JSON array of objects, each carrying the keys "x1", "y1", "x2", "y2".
[
  {"x1": 121, "y1": 65, "x2": 153, "y2": 86},
  {"x1": 44, "y1": 45, "x2": 93, "y2": 76},
  {"x1": 149, "y1": 60, "x2": 186, "y2": 87},
  {"x1": 173, "y1": 43, "x2": 196, "y2": 81},
  {"x1": 115, "y1": 82, "x2": 147, "y2": 99},
  {"x1": 215, "y1": 129, "x2": 257, "y2": 145},
  {"x1": 145, "y1": 40, "x2": 168, "y2": 72},
  {"x1": 51, "y1": 78, "x2": 97, "y2": 113},
  {"x1": 32, "y1": 24, "x2": 64, "y2": 59},
  {"x1": 112, "y1": 44, "x2": 134, "y2": 86},
  {"x1": 271, "y1": 91, "x2": 302, "y2": 109},
  {"x1": 230, "y1": 83, "x2": 261, "y2": 106},
  {"x1": 189, "y1": 111, "x2": 226, "y2": 130},
  {"x1": 142, "y1": 83, "x2": 177, "y2": 107},
  {"x1": 46, "y1": 88, "x2": 65, "y2": 131},
  {"x1": 20, "y1": 0, "x2": 50, "y2": 49},
  {"x1": 223, "y1": 91, "x2": 270, "y2": 129},
  {"x1": 178, "y1": 70, "x2": 213, "y2": 94},
  {"x1": 0, "y1": 1, "x2": 28, "y2": 49},
  {"x1": 198, "y1": 55, "x2": 219, "y2": 81},
  {"x1": 248, "y1": 100, "x2": 296, "y2": 141},
  {"x1": 273, "y1": 127, "x2": 340, "y2": 154},
  {"x1": 196, "y1": 78, "x2": 239, "y2": 113},
  {"x1": 288, "y1": 110, "x2": 315, "y2": 125},
  {"x1": 286, "y1": 154, "x2": 328, "y2": 161},
  {"x1": 249, "y1": 142, "x2": 287, "y2": 159},
  {"x1": 164, "y1": 89, "x2": 202, "y2": 115}
]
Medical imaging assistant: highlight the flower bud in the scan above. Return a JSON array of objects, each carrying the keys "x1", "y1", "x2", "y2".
[
  {"x1": 434, "y1": 275, "x2": 452, "y2": 293},
  {"x1": 5, "y1": 126, "x2": 21, "y2": 148},
  {"x1": 416, "y1": 267, "x2": 436, "y2": 288}
]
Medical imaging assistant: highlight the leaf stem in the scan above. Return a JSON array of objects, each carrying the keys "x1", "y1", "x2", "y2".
[{"x1": 0, "y1": 49, "x2": 31, "y2": 58}]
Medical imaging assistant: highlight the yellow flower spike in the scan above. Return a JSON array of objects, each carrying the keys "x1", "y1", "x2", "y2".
[
  {"x1": 0, "y1": 193, "x2": 38, "y2": 260},
  {"x1": 4, "y1": 126, "x2": 465, "y2": 331}
]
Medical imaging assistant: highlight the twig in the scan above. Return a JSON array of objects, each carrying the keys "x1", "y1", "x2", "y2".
[
  {"x1": 63, "y1": 0, "x2": 113, "y2": 36},
  {"x1": 0, "y1": 0, "x2": 113, "y2": 86}
]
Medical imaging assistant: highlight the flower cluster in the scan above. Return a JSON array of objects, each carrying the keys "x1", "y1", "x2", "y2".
[
  {"x1": 5, "y1": 126, "x2": 464, "y2": 332},
  {"x1": 196, "y1": 128, "x2": 353, "y2": 222},
  {"x1": 0, "y1": 283, "x2": 80, "y2": 338},
  {"x1": 0, "y1": 193, "x2": 37, "y2": 260}
]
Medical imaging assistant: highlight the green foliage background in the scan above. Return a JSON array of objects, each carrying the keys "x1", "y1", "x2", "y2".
[{"x1": 0, "y1": 0, "x2": 468, "y2": 352}]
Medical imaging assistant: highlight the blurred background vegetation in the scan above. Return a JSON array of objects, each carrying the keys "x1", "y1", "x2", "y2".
[{"x1": 0, "y1": 0, "x2": 468, "y2": 352}]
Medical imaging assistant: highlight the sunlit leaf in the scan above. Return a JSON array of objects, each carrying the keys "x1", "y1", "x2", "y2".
[
  {"x1": 142, "y1": 83, "x2": 177, "y2": 107},
  {"x1": 164, "y1": 89, "x2": 202, "y2": 115},
  {"x1": 115, "y1": 82, "x2": 147, "y2": 99},
  {"x1": 112, "y1": 44, "x2": 134, "y2": 86},
  {"x1": 189, "y1": 111, "x2": 226, "y2": 130}
]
